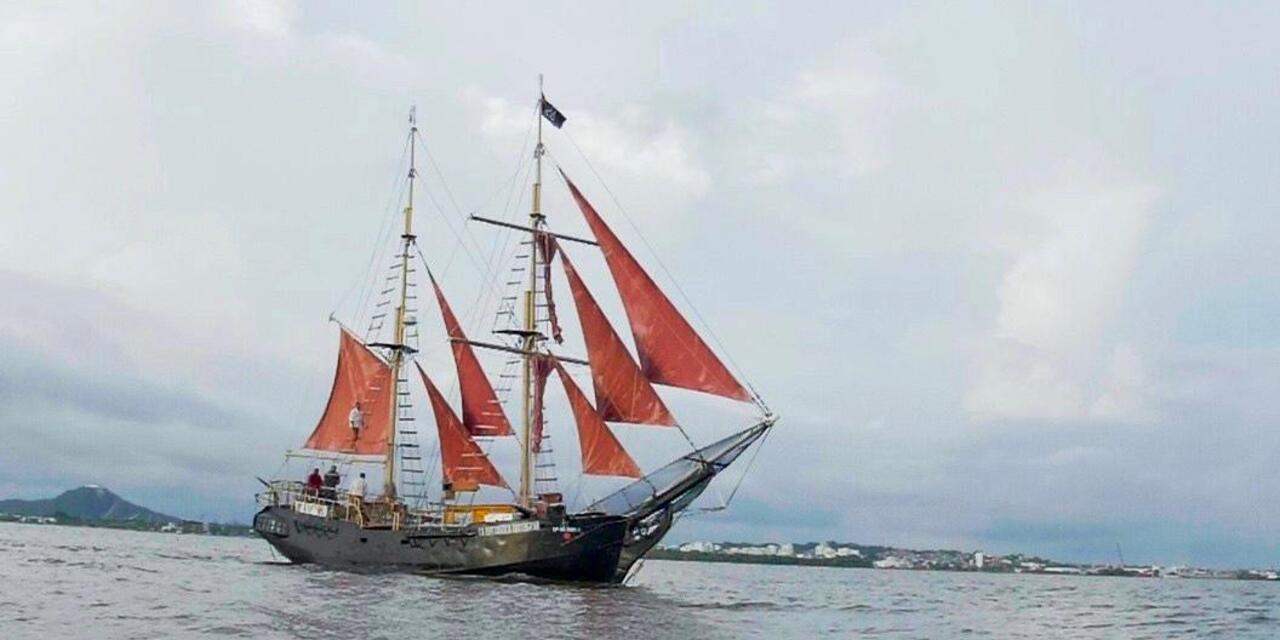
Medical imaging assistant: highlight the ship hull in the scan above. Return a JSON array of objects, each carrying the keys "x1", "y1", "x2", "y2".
[{"x1": 254, "y1": 506, "x2": 631, "y2": 583}]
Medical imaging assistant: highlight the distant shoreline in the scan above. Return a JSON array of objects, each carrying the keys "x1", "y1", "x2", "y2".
[
  {"x1": 0, "y1": 513, "x2": 256, "y2": 538},
  {"x1": 647, "y1": 549, "x2": 1280, "y2": 582}
]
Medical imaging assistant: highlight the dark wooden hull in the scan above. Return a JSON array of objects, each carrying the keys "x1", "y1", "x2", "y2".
[{"x1": 254, "y1": 506, "x2": 631, "y2": 583}]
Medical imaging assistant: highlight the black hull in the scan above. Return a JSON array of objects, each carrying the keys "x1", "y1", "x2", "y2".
[
  {"x1": 255, "y1": 506, "x2": 630, "y2": 583},
  {"x1": 254, "y1": 419, "x2": 775, "y2": 584}
]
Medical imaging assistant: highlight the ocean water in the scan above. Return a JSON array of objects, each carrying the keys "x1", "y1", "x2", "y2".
[{"x1": 1, "y1": 522, "x2": 1277, "y2": 639}]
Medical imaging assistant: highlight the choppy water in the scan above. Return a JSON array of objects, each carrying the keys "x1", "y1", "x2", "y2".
[{"x1": 2, "y1": 522, "x2": 1278, "y2": 639}]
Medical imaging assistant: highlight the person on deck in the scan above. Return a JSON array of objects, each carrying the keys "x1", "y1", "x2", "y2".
[
  {"x1": 348, "y1": 402, "x2": 365, "y2": 436},
  {"x1": 306, "y1": 468, "x2": 323, "y2": 497},
  {"x1": 349, "y1": 472, "x2": 368, "y2": 499},
  {"x1": 322, "y1": 465, "x2": 340, "y2": 501},
  {"x1": 348, "y1": 472, "x2": 368, "y2": 525}
]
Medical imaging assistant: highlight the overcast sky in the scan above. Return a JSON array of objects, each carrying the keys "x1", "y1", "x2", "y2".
[{"x1": 2, "y1": 2, "x2": 1278, "y2": 567}]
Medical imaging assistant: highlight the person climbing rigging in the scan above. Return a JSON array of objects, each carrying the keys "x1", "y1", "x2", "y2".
[{"x1": 348, "y1": 401, "x2": 365, "y2": 437}]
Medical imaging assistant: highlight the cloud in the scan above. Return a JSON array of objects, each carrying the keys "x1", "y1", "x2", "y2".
[
  {"x1": 965, "y1": 182, "x2": 1161, "y2": 423},
  {"x1": 219, "y1": 0, "x2": 298, "y2": 38},
  {"x1": 0, "y1": 270, "x2": 295, "y2": 521},
  {"x1": 468, "y1": 88, "x2": 710, "y2": 223},
  {"x1": 737, "y1": 46, "x2": 890, "y2": 184}
]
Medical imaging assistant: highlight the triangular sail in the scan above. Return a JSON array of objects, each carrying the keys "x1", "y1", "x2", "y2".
[
  {"x1": 416, "y1": 364, "x2": 508, "y2": 490},
  {"x1": 551, "y1": 358, "x2": 641, "y2": 478},
  {"x1": 303, "y1": 327, "x2": 394, "y2": 455},
  {"x1": 427, "y1": 270, "x2": 514, "y2": 437},
  {"x1": 559, "y1": 246, "x2": 677, "y2": 426},
  {"x1": 561, "y1": 173, "x2": 752, "y2": 403}
]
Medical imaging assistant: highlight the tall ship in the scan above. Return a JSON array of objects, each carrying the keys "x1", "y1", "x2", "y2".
[{"x1": 253, "y1": 84, "x2": 777, "y2": 583}]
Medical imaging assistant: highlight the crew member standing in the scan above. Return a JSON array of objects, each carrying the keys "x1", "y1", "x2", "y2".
[
  {"x1": 349, "y1": 472, "x2": 368, "y2": 499},
  {"x1": 322, "y1": 465, "x2": 340, "y2": 500},
  {"x1": 306, "y1": 468, "x2": 323, "y2": 497},
  {"x1": 348, "y1": 472, "x2": 369, "y2": 525}
]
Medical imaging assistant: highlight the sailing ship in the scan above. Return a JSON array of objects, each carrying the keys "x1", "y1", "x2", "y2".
[{"x1": 253, "y1": 84, "x2": 777, "y2": 583}]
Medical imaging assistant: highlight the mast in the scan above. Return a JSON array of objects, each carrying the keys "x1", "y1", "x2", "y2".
[
  {"x1": 387, "y1": 107, "x2": 418, "y2": 498},
  {"x1": 518, "y1": 77, "x2": 546, "y2": 507}
]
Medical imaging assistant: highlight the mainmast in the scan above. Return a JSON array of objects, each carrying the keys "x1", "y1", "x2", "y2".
[
  {"x1": 387, "y1": 107, "x2": 419, "y2": 498},
  {"x1": 519, "y1": 77, "x2": 547, "y2": 507}
]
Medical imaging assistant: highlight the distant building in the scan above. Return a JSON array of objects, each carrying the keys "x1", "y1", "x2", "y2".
[
  {"x1": 1043, "y1": 566, "x2": 1082, "y2": 575},
  {"x1": 725, "y1": 545, "x2": 775, "y2": 556},
  {"x1": 973, "y1": 552, "x2": 985, "y2": 569},
  {"x1": 777, "y1": 543, "x2": 796, "y2": 557},
  {"x1": 874, "y1": 556, "x2": 910, "y2": 569},
  {"x1": 678, "y1": 541, "x2": 720, "y2": 553}
]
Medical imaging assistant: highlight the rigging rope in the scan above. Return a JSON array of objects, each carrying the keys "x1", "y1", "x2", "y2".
[
  {"x1": 294, "y1": 132, "x2": 409, "y2": 436},
  {"x1": 342, "y1": 133, "x2": 412, "y2": 330},
  {"x1": 692, "y1": 424, "x2": 772, "y2": 515}
]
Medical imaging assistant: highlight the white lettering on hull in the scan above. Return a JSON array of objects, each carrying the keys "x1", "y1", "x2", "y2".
[
  {"x1": 293, "y1": 501, "x2": 331, "y2": 518},
  {"x1": 478, "y1": 521, "x2": 541, "y2": 537}
]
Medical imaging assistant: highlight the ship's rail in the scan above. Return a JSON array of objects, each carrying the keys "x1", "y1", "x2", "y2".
[
  {"x1": 256, "y1": 480, "x2": 429, "y2": 530},
  {"x1": 255, "y1": 480, "x2": 523, "y2": 531}
]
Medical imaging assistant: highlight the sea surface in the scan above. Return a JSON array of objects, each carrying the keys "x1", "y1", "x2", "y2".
[{"x1": 2, "y1": 522, "x2": 1277, "y2": 639}]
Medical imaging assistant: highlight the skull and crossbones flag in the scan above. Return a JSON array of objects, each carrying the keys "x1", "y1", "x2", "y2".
[{"x1": 540, "y1": 95, "x2": 566, "y2": 128}]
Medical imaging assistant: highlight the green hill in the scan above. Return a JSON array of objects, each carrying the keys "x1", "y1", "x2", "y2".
[{"x1": 0, "y1": 485, "x2": 179, "y2": 523}]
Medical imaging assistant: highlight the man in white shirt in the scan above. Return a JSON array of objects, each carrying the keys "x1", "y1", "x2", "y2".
[
  {"x1": 348, "y1": 402, "x2": 365, "y2": 436},
  {"x1": 347, "y1": 472, "x2": 368, "y2": 525},
  {"x1": 349, "y1": 472, "x2": 368, "y2": 498}
]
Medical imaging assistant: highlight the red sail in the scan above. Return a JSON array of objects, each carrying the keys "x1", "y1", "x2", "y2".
[
  {"x1": 303, "y1": 327, "x2": 394, "y2": 455},
  {"x1": 562, "y1": 173, "x2": 752, "y2": 402},
  {"x1": 427, "y1": 270, "x2": 514, "y2": 437},
  {"x1": 552, "y1": 359, "x2": 641, "y2": 478},
  {"x1": 559, "y1": 247, "x2": 677, "y2": 426},
  {"x1": 416, "y1": 364, "x2": 508, "y2": 490}
]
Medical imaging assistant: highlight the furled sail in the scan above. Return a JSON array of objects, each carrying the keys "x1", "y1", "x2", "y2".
[
  {"x1": 530, "y1": 356, "x2": 553, "y2": 453},
  {"x1": 536, "y1": 233, "x2": 564, "y2": 344},
  {"x1": 427, "y1": 270, "x2": 514, "y2": 437},
  {"x1": 303, "y1": 327, "x2": 394, "y2": 455},
  {"x1": 416, "y1": 364, "x2": 508, "y2": 490},
  {"x1": 559, "y1": 245, "x2": 677, "y2": 426},
  {"x1": 561, "y1": 173, "x2": 752, "y2": 403},
  {"x1": 551, "y1": 358, "x2": 641, "y2": 478}
]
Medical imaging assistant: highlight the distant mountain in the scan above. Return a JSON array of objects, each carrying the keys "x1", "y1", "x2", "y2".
[{"x1": 0, "y1": 485, "x2": 180, "y2": 524}]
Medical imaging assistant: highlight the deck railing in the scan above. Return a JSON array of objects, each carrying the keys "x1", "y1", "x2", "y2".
[{"x1": 256, "y1": 480, "x2": 445, "y2": 530}]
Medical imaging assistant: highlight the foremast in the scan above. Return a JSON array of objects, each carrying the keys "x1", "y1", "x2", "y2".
[{"x1": 386, "y1": 108, "x2": 419, "y2": 498}]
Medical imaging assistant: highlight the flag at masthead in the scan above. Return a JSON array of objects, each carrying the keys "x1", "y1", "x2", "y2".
[{"x1": 540, "y1": 95, "x2": 566, "y2": 128}]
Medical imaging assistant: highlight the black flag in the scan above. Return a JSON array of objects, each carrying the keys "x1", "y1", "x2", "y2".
[{"x1": 540, "y1": 95, "x2": 566, "y2": 128}]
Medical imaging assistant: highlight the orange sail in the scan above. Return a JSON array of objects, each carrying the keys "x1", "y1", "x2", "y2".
[
  {"x1": 427, "y1": 270, "x2": 514, "y2": 437},
  {"x1": 416, "y1": 364, "x2": 508, "y2": 490},
  {"x1": 559, "y1": 247, "x2": 676, "y2": 426},
  {"x1": 303, "y1": 327, "x2": 394, "y2": 455},
  {"x1": 562, "y1": 173, "x2": 751, "y2": 403},
  {"x1": 552, "y1": 358, "x2": 641, "y2": 478}
]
